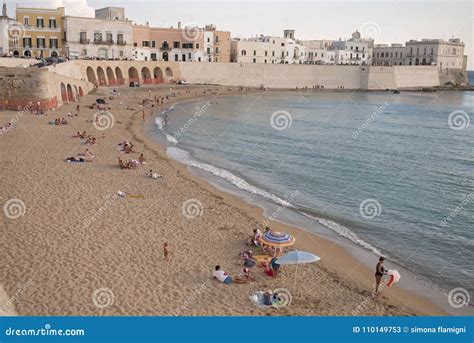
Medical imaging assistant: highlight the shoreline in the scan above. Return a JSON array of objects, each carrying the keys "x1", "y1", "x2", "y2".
[
  {"x1": 0, "y1": 84, "x2": 448, "y2": 316},
  {"x1": 136, "y1": 87, "x2": 448, "y2": 316}
]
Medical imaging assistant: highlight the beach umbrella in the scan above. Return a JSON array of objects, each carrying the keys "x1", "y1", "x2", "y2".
[
  {"x1": 276, "y1": 250, "x2": 321, "y2": 289},
  {"x1": 276, "y1": 250, "x2": 321, "y2": 265},
  {"x1": 259, "y1": 231, "x2": 296, "y2": 247}
]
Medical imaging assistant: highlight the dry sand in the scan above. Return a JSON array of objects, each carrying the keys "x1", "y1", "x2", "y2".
[{"x1": 0, "y1": 84, "x2": 445, "y2": 316}]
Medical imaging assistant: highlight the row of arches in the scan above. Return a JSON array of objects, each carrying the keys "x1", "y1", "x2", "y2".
[
  {"x1": 60, "y1": 82, "x2": 84, "y2": 103},
  {"x1": 86, "y1": 66, "x2": 174, "y2": 86}
]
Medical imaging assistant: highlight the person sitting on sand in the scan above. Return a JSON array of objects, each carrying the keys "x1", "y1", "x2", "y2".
[
  {"x1": 250, "y1": 228, "x2": 262, "y2": 246},
  {"x1": 213, "y1": 265, "x2": 233, "y2": 284},
  {"x1": 146, "y1": 170, "x2": 161, "y2": 179},
  {"x1": 61, "y1": 118, "x2": 68, "y2": 125},
  {"x1": 375, "y1": 257, "x2": 387, "y2": 293},
  {"x1": 138, "y1": 154, "x2": 146, "y2": 164},
  {"x1": 79, "y1": 149, "x2": 94, "y2": 158}
]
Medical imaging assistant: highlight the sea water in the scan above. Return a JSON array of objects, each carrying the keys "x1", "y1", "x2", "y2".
[{"x1": 152, "y1": 90, "x2": 473, "y2": 309}]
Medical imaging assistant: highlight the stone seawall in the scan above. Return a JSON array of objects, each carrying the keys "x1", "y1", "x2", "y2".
[{"x1": 179, "y1": 62, "x2": 441, "y2": 90}]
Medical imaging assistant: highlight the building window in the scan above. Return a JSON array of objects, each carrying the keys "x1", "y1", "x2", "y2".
[
  {"x1": 207, "y1": 47, "x2": 211, "y2": 54},
  {"x1": 49, "y1": 38, "x2": 58, "y2": 48},
  {"x1": 216, "y1": 47, "x2": 219, "y2": 53},
  {"x1": 49, "y1": 18, "x2": 56, "y2": 28},
  {"x1": 174, "y1": 54, "x2": 178, "y2": 61},
  {"x1": 106, "y1": 33, "x2": 113, "y2": 43},
  {"x1": 264, "y1": 59, "x2": 267, "y2": 63},
  {"x1": 253, "y1": 50, "x2": 256, "y2": 56},
  {"x1": 196, "y1": 43, "x2": 199, "y2": 49},
  {"x1": 120, "y1": 50, "x2": 124, "y2": 57},
  {"x1": 272, "y1": 51, "x2": 275, "y2": 56},
  {"x1": 117, "y1": 34, "x2": 124, "y2": 45},
  {"x1": 151, "y1": 40, "x2": 156, "y2": 48},
  {"x1": 23, "y1": 37, "x2": 32, "y2": 48},
  {"x1": 94, "y1": 32, "x2": 102, "y2": 43},
  {"x1": 207, "y1": 37, "x2": 210, "y2": 43},
  {"x1": 36, "y1": 38, "x2": 45, "y2": 48},
  {"x1": 82, "y1": 48, "x2": 87, "y2": 56},
  {"x1": 281, "y1": 43, "x2": 285, "y2": 47},
  {"x1": 173, "y1": 41, "x2": 180, "y2": 48},
  {"x1": 133, "y1": 42, "x2": 137, "y2": 47},
  {"x1": 424, "y1": 47, "x2": 426, "y2": 55},
  {"x1": 36, "y1": 18, "x2": 44, "y2": 28},
  {"x1": 253, "y1": 58, "x2": 256, "y2": 63},
  {"x1": 216, "y1": 36, "x2": 219, "y2": 43},
  {"x1": 23, "y1": 17, "x2": 29, "y2": 26},
  {"x1": 143, "y1": 41, "x2": 150, "y2": 47},
  {"x1": 265, "y1": 51, "x2": 267, "y2": 56}
]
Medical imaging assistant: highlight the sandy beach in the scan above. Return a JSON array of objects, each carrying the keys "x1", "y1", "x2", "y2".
[{"x1": 0, "y1": 84, "x2": 446, "y2": 316}]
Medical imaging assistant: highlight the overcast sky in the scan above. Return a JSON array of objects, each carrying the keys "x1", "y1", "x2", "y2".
[{"x1": 9, "y1": 0, "x2": 473, "y2": 69}]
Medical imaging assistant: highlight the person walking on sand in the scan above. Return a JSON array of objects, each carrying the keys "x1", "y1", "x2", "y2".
[
  {"x1": 375, "y1": 257, "x2": 387, "y2": 293},
  {"x1": 163, "y1": 242, "x2": 169, "y2": 261}
]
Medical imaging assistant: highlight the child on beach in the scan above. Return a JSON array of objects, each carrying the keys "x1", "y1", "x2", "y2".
[{"x1": 163, "y1": 242, "x2": 169, "y2": 262}]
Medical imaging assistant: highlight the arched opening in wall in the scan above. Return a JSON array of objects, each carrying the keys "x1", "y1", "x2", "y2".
[
  {"x1": 415, "y1": 58, "x2": 419, "y2": 66},
  {"x1": 97, "y1": 67, "x2": 107, "y2": 86},
  {"x1": 153, "y1": 67, "x2": 163, "y2": 83},
  {"x1": 74, "y1": 85, "x2": 79, "y2": 99},
  {"x1": 79, "y1": 86, "x2": 84, "y2": 97},
  {"x1": 86, "y1": 66, "x2": 97, "y2": 83},
  {"x1": 51, "y1": 51, "x2": 58, "y2": 57},
  {"x1": 115, "y1": 67, "x2": 124, "y2": 85},
  {"x1": 165, "y1": 67, "x2": 173, "y2": 80},
  {"x1": 60, "y1": 82, "x2": 67, "y2": 103},
  {"x1": 13, "y1": 50, "x2": 19, "y2": 57},
  {"x1": 422, "y1": 58, "x2": 427, "y2": 65},
  {"x1": 141, "y1": 67, "x2": 152, "y2": 84},
  {"x1": 24, "y1": 50, "x2": 31, "y2": 57},
  {"x1": 128, "y1": 67, "x2": 139, "y2": 84},
  {"x1": 66, "y1": 84, "x2": 75, "y2": 102},
  {"x1": 106, "y1": 67, "x2": 116, "y2": 85}
]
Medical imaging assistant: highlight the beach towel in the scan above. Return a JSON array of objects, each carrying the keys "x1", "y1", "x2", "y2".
[{"x1": 385, "y1": 269, "x2": 401, "y2": 287}]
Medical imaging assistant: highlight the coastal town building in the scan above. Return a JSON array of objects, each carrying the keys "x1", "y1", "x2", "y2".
[
  {"x1": 0, "y1": 0, "x2": 14, "y2": 56},
  {"x1": 230, "y1": 30, "x2": 306, "y2": 64},
  {"x1": 372, "y1": 38, "x2": 466, "y2": 72},
  {"x1": 330, "y1": 31, "x2": 371, "y2": 65},
  {"x1": 63, "y1": 7, "x2": 133, "y2": 60},
  {"x1": 299, "y1": 40, "x2": 334, "y2": 64},
  {"x1": 14, "y1": 6, "x2": 65, "y2": 58},
  {"x1": 132, "y1": 22, "x2": 230, "y2": 62}
]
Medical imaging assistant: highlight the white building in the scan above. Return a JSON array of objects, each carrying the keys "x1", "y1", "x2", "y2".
[
  {"x1": 231, "y1": 30, "x2": 306, "y2": 64},
  {"x1": 300, "y1": 40, "x2": 334, "y2": 64},
  {"x1": 0, "y1": 1, "x2": 14, "y2": 56},
  {"x1": 64, "y1": 7, "x2": 133, "y2": 60},
  {"x1": 330, "y1": 31, "x2": 370, "y2": 65},
  {"x1": 372, "y1": 38, "x2": 466, "y2": 72}
]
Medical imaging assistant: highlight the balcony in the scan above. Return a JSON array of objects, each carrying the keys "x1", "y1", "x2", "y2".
[
  {"x1": 117, "y1": 40, "x2": 127, "y2": 46},
  {"x1": 79, "y1": 38, "x2": 90, "y2": 44},
  {"x1": 160, "y1": 46, "x2": 171, "y2": 51},
  {"x1": 104, "y1": 40, "x2": 114, "y2": 45},
  {"x1": 93, "y1": 39, "x2": 103, "y2": 44}
]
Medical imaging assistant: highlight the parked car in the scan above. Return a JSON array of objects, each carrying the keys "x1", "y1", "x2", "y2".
[{"x1": 177, "y1": 80, "x2": 188, "y2": 85}]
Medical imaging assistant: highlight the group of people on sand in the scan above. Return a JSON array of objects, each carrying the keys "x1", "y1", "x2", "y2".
[{"x1": 49, "y1": 118, "x2": 68, "y2": 125}]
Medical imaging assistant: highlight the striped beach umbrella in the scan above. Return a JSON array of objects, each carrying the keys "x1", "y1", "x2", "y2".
[{"x1": 259, "y1": 231, "x2": 296, "y2": 247}]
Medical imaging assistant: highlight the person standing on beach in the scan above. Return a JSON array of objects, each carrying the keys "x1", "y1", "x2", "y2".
[
  {"x1": 163, "y1": 242, "x2": 169, "y2": 262},
  {"x1": 375, "y1": 257, "x2": 386, "y2": 293}
]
